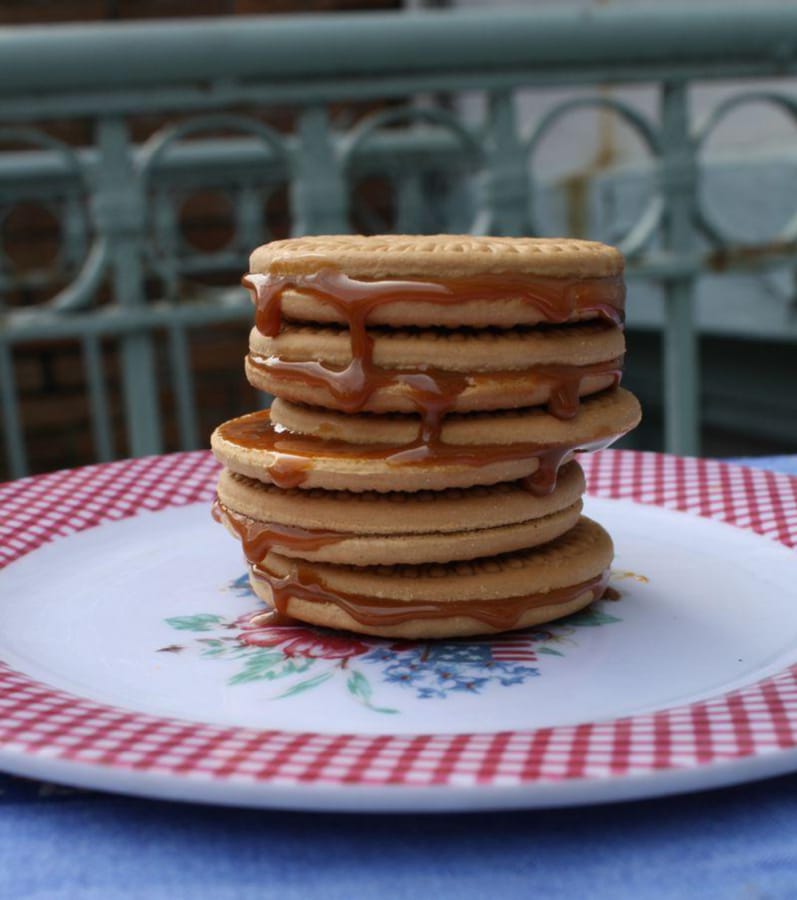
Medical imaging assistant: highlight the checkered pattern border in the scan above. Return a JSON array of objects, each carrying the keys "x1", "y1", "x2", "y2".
[{"x1": 2, "y1": 449, "x2": 797, "y2": 789}]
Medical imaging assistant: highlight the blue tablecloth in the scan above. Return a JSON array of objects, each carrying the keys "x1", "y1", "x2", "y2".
[{"x1": 3, "y1": 456, "x2": 797, "y2": 900}]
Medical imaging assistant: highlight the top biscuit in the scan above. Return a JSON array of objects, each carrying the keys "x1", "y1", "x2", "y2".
[{"x1": 250, "y1": 234, "x2": 624, "y2": 280}]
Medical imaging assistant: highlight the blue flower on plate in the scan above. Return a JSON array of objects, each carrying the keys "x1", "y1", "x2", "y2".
[
  {"x1": 383, "y1": 664, "x2": 424, "y2": 686},
  {"x1": 497, "y1": 665, "x2": 540, "y2": 686},
  {"x1": 363, "y1": 647, "x2": 400, "y2": 664}
]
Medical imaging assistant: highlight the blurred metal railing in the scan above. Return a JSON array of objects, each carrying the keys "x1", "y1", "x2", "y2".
[{"x1": 2, "y1": 5, "x2": 797, "y2": 476}]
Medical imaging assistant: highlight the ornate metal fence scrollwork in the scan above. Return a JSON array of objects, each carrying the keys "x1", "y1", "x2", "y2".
[{"x1": 1, "y1": 6, "x2": 797, "y2": 476}]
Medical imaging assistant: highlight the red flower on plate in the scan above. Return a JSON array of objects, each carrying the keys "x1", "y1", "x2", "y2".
[
  {"x1": 281, "y1": 633, "x2": 370, "y2": 660},
  {"x1": 238, "y1": 625, "x2": 308, "y2": 647},
  {"x1": 282, "y1": 631, "x2": 371, "y2": 659},
  {"x1": 237, "y1": 626, "x2": 369, "y2": 660}
]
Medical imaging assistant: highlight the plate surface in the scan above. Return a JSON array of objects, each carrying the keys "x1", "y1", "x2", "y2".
[{"x1": 1, "y1": 450, "x2": 797, "y2": 811}]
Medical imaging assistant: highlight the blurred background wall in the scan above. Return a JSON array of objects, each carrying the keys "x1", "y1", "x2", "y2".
[
  {"x1": 1, "y1": 0, "x2": 796, "y2": 478},
  {"x1": 449, "y1": 0, "x2": 797, "y2": 458},
  {"x1": 1, "y1": 0, "x2": 401, "y2": 478}
]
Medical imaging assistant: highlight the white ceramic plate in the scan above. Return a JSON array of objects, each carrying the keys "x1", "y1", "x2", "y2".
[{"x1": 1, "y1": 450, "x2": 797, "y2": 811}]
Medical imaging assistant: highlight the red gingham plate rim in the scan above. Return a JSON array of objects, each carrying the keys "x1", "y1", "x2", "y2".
[{"x1": 2, "y1": 449, "x2": 797, "y2": 810}]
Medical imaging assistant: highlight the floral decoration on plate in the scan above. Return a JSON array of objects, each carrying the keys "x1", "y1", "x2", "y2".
[{"x1": 161, "y1": 574, "x2": 623, "y2": 714}]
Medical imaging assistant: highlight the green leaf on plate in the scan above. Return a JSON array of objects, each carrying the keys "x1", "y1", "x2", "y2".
[
  {"x1": 565, "y1": 609, "x2": 622, "y2": 628},
  {"x1": 228, "y1": 650, "x2": 287, "y2": 685},
  {"x1": 368, "y1": 705, "x2": 400, "y2": 715},
  {"x1": 347, "y1": 670, "x2": 372, "y2": 702},
  {"x1": 346, "y1": 670, "x2": 399, "y2": 714},
  {"x1": 165, "y1": 614, "x2": 226, "y2": 632},
  {"x1": 274, "y1": 671, "x2": 334, "y2": 698},
  {"x1": 198, "y1": 638, "x2": 228, "y2": 657}
]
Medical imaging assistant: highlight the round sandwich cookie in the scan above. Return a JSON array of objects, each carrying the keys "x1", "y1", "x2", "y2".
[
  {"x1": 246, "y1": 516, "x2": 614, "y2": 639},
  {"x1": 245, "y1": 321, "x2": 625, "y2": 415},
  {"x1": 245, "y1": 235, "x2": 625, "y2": 330},
  {"x1": 210, "y1": 233, "x2": 641, "y2": 638},
  {"x1": 214, "y1": 461, "x2": 585, "y2": 565},
  {"x1": 210, "y1": 387, "x2": 641, "y2": 493}
]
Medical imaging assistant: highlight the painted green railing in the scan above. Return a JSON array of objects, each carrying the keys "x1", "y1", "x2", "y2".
[{"x1": 2, "y1": 5, "x2": 797, "y2": 477}]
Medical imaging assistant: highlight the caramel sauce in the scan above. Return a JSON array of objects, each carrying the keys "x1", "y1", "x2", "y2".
[
  {"x1": 230, "y1": 267, "x2": 627, "y2": 506},
  {"x1": 250, "y1": 560, "x2": 611, "y2": 630},
  {"x1": 213, "y1": 499, "x2": 345, "y2": 562},
  {"x1": 243, "y1": 268, "x2": 624, "y2": 461},
  {"x1": 534, "y1": 360, "x2": 622, "y2": 419},
  {"x1": 247, "y1": 354, "x2": 623, "y2": 421},
  {"x1": 244, "y1": 269, "x2": 625, "y2": 338},
  {"x1": 248, "y1": 354, "x2": 470, "y2": 418},
  {"x1": 266, "y1": 456, "x2": 312, "y2": 489},
  {"x1": 217, "y1": 409, "x2": 617, "y2": 496},
  {"x1": 215, "y1": 267, "x2": 626, "y2": 632},
  {"x1": 248, "y1": 608, "x2": 298, "y2": 628}
]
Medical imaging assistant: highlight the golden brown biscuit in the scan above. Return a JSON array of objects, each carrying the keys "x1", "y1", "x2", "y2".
[
  {"x1": 217, "y1": 460, "x2": 585, "y2": 533},
  {"x1": 247, "y1": 516, "x2": 613, "y2": 638},
  {"x1": 211, "y1": 388, "x2": 640, "y2": 493},
  {"x1": 245, "y1": 322, "x2": 624, "y2": 414},
  {"x1": 215, "y1": 462, "x2": 585, "y2": 565},
  {"x1": 246, "y1": 235, "x2": 625, "y2": 329},
  {"x1": 211, "y1": 234, "x2": 640, "y2": 638},
  {"x1": 250, "y1": 234, "x2": 623, "y2": 279},
  {"x1": 218, "y1": 499, "x2": 582, "y2": 567},
  {"x1": 269, "y1": 387, "x2": 640, "y2": 447}
]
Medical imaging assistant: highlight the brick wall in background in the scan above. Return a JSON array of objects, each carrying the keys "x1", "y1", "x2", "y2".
[
  {"x1": 0, "y1": 0, "x2": 400, "y2": 24},
  {"x1": 1, "y1": 0, "x2": 402, "y2": 479}
]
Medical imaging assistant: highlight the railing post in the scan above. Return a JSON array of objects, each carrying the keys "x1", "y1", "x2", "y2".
[
  {"x1": 93, "y1": 116, "x2": 162, "y2": 457},
  {"x1": 292, "y1": 106, "x2": 349, "y2": 235},
  {"x1": 396, "y1": 173, "x2": 428, "y2": 233},
  {"x1": 0, "y1": 341, "x2": 27, "y2": 478},
  {"x1": 236, "y1": 182, "x2": 264, "y2": 250},
  {"x1": 478, "y1": 90, "x2": 532, "y2": 236},
  {"x1": 659, "y1": 81, "x2": 700, "y2": 456}
]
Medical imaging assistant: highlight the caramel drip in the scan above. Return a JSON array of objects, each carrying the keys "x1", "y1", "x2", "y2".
[
  {"x1": 244, "y1": 268, "x2": 624, "y2": 456},
  {"x1": 238, "y1": 268, "x2": 626, "y2": 496},
  {"x1": 250, "y1": 561, "x2": 611, "y2": 630},
  {"x1": 213, "y1": 499, "x2": 345, "y2": 562},
  {"x1": 248, "y1": 353, "x2": 623, "y2": 421},
  {"x1": 534, "y1": 360, "x2": 622, "y2": 419},
  {"x1": 266, "y1": 456, "x2": 311, "y2": 489},
  {"x1": 244, "y1": 269, "x2": 625, "y2": 339},
  {"x1": 521, "y1": 446, "x2": 575, "y2": 496},
  {"x1": 217, "y1": 410, "x2": 617, "y2": 496}
]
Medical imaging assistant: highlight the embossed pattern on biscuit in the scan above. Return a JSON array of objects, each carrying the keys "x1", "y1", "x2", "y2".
[{"x1": 251, "y1": 234, "x2": 625, "y2": 279}]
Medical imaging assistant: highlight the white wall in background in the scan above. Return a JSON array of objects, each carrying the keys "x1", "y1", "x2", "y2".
[{"x1": 442, "y1": 0, "x2": 797, "y2": 337}]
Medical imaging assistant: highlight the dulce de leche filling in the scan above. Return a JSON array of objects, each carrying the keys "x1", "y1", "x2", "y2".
[
  {"x1": 249, "y1": 559, "x2": 611, "y2": 630},
  {"x1": 217, "y1": 266, "x2": 621, "y2": 630},
  {"x1": 213, "y1": 498, "x2": 345, "y2": 559},
  {"x1": 216, "y1": 408, "x2": 619, "y2": 495},
  {"x1": 244, "y1": 268, "x2": 625, "y2": 337},
  {"x1": 242, "y1": 268, "x2": 624, "y2": 472},
  {"x1": 246, "y1": 353, "x2": 624, "y2": 421}
]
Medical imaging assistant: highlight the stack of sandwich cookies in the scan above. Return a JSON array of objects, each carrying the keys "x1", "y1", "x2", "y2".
[{"x1": 211, "y1": 235, "x2": 641, "y2": 639}]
